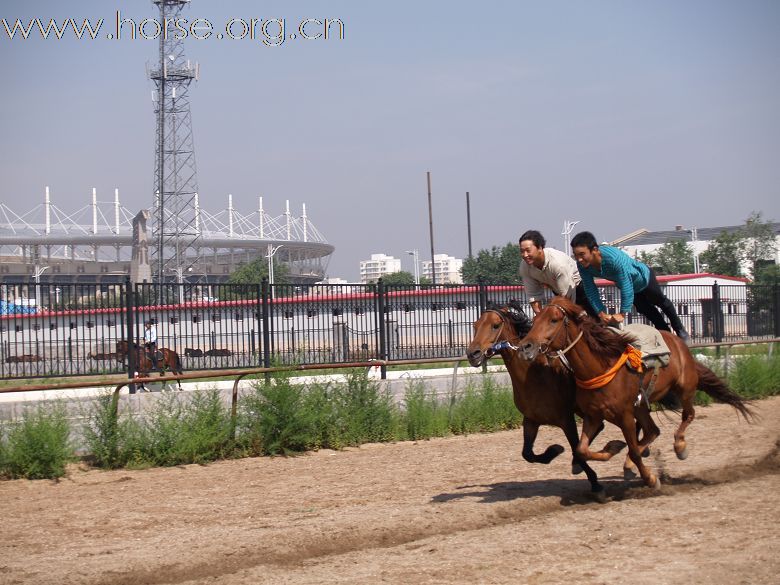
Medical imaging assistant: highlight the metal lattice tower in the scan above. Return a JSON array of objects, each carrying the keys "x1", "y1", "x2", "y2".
[{"x1": 149, "y1": 0, "x2": 201, "y2": 283}]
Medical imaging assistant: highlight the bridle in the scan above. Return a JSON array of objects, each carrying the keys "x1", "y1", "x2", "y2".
[
  {"x1": 537, "y1": 303, "x2": 584, "y2": 371},
  {"x1": 480, "y1": 309, "x2": 521, "y2": 358}
]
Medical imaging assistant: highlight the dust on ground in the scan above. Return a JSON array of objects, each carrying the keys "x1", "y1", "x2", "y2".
[{"x1": 2, "y1": 397, "x2": 779, "y2": 585}]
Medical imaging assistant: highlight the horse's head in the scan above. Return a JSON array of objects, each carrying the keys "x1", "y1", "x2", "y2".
[
  {"x1": 518, "y1": 296, "x2": 587, "y2": 361},
  {"x1": 467, "y1": 300, "x2": 532, "y2": 367},
  {"x1": 116, "y1": 340, "x2": 128, "y2": 354}
]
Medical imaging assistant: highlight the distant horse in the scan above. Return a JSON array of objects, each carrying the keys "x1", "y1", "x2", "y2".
[
  {"x1": 518, "y1": 296, "x2": 754, "y2": 489},
  {"x1": 467, "y1": 301, "x2": 626, "y2": 500},
  {"x1": 116, "y1": 340, "x2": 184, "y2": 391}
]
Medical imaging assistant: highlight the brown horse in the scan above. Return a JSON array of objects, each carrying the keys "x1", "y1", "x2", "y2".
[
  {"x1": 518, "y1": 296, "x2": 754, "y2": 489},
  {"x1": 467, "y1": 301, "x2": 627, "y2": 500},
  {"x1": 116, "y1": 340, "x2": 184, "y2": 391}
]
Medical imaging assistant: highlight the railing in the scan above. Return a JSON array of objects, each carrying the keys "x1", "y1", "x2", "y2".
[{"x1": 1, "y1": 279, "x2": 778, "y2": 383}]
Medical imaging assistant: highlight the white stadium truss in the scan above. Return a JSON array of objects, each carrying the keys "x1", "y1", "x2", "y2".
[{"x1": 0, "y1": 190, "x2": 333, "y2": 283}]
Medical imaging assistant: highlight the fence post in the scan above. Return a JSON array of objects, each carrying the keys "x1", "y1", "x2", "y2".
[
  {"x1": 261, "y1": 278, "x2": 271, "y2": 371},
  {"x1": 376, "y1": 279, "x2": 387, "y2": 380},
  {"x1": 774, "y1": 282, "x2": 780, "y2": 338},
  {"x1": 478, "y1": 279, "x2": 487, "y2": 312},
  {"x1": 124, "y1": 278, "x2": 137, "y2": 394},
  {"x1": 712, "y1": 282, "x2": 724, "y2": 343}
]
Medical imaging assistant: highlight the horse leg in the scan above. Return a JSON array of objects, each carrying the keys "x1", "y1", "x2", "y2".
[
  {"x1": 576, "y1": 415, "x2": 625, "y2": 462},
  {"x1": 624, "y1": 404, "x2": 660, "y2": 479},
  {"x1": 673, "y1": 395, "x2": 696, "y2": 460},
  {"x1": 618, "y1": 410, "x2": 660, "y2": 489},
  {"x1": 521, "y1": 419, "x2": 565, "y2": 464},
  {"x1": 561, "y1": 417, "x2": 605, "y2": 498}
]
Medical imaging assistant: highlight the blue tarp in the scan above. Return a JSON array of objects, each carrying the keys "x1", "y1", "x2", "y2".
[{"x1": 0, "y1": 300, "x2": 37, "y2": 315}]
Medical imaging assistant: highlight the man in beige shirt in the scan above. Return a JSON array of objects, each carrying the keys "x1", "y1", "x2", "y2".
[{"x1": 519, "y1": 230, "x2": 596, "y2": 317}]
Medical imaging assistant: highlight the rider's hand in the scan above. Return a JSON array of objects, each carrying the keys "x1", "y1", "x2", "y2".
[
  {"x1": 609, "y1": 313, "x2": 625, "y2": 325},
  {"x1": 598, "y1": 312, "x2": 611, "y2": 325}
]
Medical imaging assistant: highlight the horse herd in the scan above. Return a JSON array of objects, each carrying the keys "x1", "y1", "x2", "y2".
[{"x1": 467, "y1": 298, "x2": 754, "y2": 502}]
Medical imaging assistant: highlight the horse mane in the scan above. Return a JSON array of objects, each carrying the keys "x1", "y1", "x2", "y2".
[
  {"x1": 486, "y1": 299, "x2": 533, "y2": 337},
  {"x1": 549, "y1": 296, "x2": 636, "y2": 366}
]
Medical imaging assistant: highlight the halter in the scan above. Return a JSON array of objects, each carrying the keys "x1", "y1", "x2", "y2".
[
  {"x1": 481, "y1": 309, "x2": 521, "y2": 357},
  {"x1": 538, "y1": 303, "x2": 584, "y2": 372}
]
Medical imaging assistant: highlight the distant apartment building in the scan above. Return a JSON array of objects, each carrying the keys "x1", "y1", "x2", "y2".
[
  {"x1": 422, "y1": 254, "x2": 463, "y2": 284},
  {"x1": 359, "y1": 254, "x2": 402, "y2": 284}
]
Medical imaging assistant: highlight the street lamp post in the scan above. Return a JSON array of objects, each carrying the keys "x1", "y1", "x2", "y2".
[
  {"x1": 562, "y1": 219, "x2": 580, "y2": 253},
  {"x1": 32, "y1": 265, "x2": 49, "y2": 310},
  {"x1": 406, "y1": 249, "x2": 420, "y2": 286},
  {"x1": 689, "y1": 227, "x2": 700, "y2": 274},
  {"x1": 266, "y1": 244, "x2": 284, "y2": 298}
]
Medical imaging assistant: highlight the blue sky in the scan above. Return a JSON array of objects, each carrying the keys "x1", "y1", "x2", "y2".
[{"x1": 1, "y1": 0, "x2": 778, "y2": 280}]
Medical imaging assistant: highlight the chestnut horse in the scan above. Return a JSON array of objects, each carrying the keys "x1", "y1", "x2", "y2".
[
  {"x1": 116, "y1": 340, "x2": 184, "y2": 391},
  {"x1": 467, "y1": 301, "x2": 626, "y2": 500},
  {"x1": 518, "y1": 296, "x2": 754, "y2": 489}
]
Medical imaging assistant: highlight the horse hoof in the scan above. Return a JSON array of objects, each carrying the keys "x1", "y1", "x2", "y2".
[
  {"x1": 641, "y1": 447, "x2": 650, "y2": 458},
  {"x1": 604, "y1": 440, "x2": 627, "y2": 457},
  {"x1": 572, "y1": 463, "x2": 583, "y2": 475},
  {"x1": 623, "y1": 466, "x2": 638, "y2": 480},
  {"x1": 650, "y1": 476, "x2": 662, "y2": 490},
  {"x1": 675, "y1": 446, "x2": 688, "y2": 460}
]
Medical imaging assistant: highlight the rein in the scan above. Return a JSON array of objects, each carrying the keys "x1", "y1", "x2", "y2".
[
  {"x1": 539, "y1": 304, "x2": 583, "y2": 372},
  {"x1": 483, "y1": 310, "x2": 521, "y2": 356},
  {"x1": 541, "y1": 303, "x2": 642, "y2": 387}
]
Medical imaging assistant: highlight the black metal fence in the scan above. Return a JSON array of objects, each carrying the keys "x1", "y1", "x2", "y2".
[{"x1": 1, "y1": 279, "x2": 778, "y2": 380}]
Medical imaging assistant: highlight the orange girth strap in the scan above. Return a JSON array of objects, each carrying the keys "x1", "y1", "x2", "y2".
[{"x1": 576, "y1": 345, "x2": 644, "y2": 390}]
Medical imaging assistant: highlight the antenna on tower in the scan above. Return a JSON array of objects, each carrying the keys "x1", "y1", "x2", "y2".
[{"x1": 148, "y1": 0, "x2": 202, "y2": 286}]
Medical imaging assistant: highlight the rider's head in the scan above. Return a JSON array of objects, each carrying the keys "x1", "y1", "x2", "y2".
[
  {"x1": 519, "y1": 230, "x2": 546, "y2": 267},
  {"x1": 570, "y1": 231, "x2": 601, "y2": 269}
]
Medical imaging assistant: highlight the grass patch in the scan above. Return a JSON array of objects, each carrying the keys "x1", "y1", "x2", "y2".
[{"x1": 0, "y1": 401, "x2": 75, "y2": 479}]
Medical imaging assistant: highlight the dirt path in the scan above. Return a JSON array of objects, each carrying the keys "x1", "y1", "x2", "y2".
[{"x1": 2, "y1": 397, "x2": 779, "y2": 585}]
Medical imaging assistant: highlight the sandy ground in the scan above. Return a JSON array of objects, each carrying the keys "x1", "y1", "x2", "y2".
[{"x1": 2, "y1": 396, "x2": 779, "y2": 585}]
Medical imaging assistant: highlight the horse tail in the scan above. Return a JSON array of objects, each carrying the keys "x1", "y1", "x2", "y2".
[{"x1": 694, "y1": 362, "x2": 755, "y2": 422}]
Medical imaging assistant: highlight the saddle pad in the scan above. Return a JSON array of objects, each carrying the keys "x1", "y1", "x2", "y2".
[{"x1": 610, "y1": 323, "x2": 671, "y2": 367}]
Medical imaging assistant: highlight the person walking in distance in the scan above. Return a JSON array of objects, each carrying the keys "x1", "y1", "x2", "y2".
[{"x1": 570, "y1": 231, "x2": 690, "y2": 342}]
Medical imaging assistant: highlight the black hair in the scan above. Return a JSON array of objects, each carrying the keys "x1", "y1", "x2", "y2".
[
  {"x1": 570, "y1": 231, "x2": 598, "y2": 250},
  {"x1": 519, "y1": 230, "x2": 546, "y2": 249}
]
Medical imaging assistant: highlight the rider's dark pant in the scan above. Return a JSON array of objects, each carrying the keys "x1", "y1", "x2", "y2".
[
  {"x1": 145, "y1": 343, "x2": 159, "y2": 369},
  {"x1": 632, "y1": 269, "x2": 686, "y2": 334}
]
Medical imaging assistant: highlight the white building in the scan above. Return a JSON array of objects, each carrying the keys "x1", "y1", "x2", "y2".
[
  {"x1": 421, "y1": 254, "x2": 463, "y2": 284},
  {"x1": 359, "y1": 254, "x2": 402, "y2": 284},
  {"x1": 611, "y1": 223, "x2": 780, "y2": 274}
]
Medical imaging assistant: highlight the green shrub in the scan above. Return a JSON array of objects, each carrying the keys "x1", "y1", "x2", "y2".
[
  {"x1": 1, "y1": 402, "x2": 75, "y2": 479},
  {"x1": 329, "y1": 371, "x2": 400, "y2": 446},
  {"x1": 402, "y1": 380, "x2": 450, "y2": 441},
  {"x1": 82, "y1": 391, "x2": 142, "y2": 469},
  {"x1": 450, "y1": 376, "x2": 520, "y2": 434},
  {"x1": 728, "y1": 354, "x2": 780, "y2": 399},
  {"x1": 238, "y1": 372, "x2": 317, "y2": 455}
]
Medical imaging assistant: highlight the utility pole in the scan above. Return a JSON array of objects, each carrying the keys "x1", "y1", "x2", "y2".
[{"x1": 427, "y1": 172, "x2": 436, "y2": 285}]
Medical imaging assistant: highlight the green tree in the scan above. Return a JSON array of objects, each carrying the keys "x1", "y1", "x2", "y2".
[
  {"x1": 460, "y1": 243, "x2": 520, "y2": 285},
  {"x1": 699, "y1": 230, "x2": 743, "y2": 277},
  {"x1": 381, "y1": 271, "x2": 415, "y2": 285},
  {"x1": 650, "y1": 240, "x2": 695, "y2": 275},
  {"x1": 227, "y1": 256, "x2": 290, "y2": 285},
  {"x1": 740, "y1": 211, "x2": 777, "y2": 281}
]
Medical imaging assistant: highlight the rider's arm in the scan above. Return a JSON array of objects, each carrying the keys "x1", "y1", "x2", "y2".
[
  {"x1": 577, "y1": 266, "x2": 606, "y2": 314},
  {"x1": 519, "y1": 264, "x2": 545, "y2": 309}
]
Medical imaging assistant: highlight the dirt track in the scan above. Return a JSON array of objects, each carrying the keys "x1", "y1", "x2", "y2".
[{"x1": 2, "y1": 397, "x2": 779, "y2": 585}]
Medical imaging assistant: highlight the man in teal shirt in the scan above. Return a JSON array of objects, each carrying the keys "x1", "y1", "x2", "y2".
[{"x1": 570, "y1": 231, "x2": 689, "y2": 342}]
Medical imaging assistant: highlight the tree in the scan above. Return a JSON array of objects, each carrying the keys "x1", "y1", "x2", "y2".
[
  {"x1": 227, "y1": 256, "x2": 290, "y2": 286},
  {"x1": 740, "y1": 211, "x2": 778, "y2": 281},
  {"x1": 460, "y1": 243, "x2": 520, "y2": 285},
  {"x1": 380, "y1": 271, "x2": 415, "y2": 286},
  {"x1": 699, "y1": 230, "x2": 743, "y2": 277},
  {"x1": 649, "y1": 240, "x2": 695, "y2": 275}
]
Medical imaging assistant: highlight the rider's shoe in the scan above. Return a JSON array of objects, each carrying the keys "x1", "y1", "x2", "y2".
[{"x1": 677, "y1": 328, "x2": 691, "y2": 345}]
